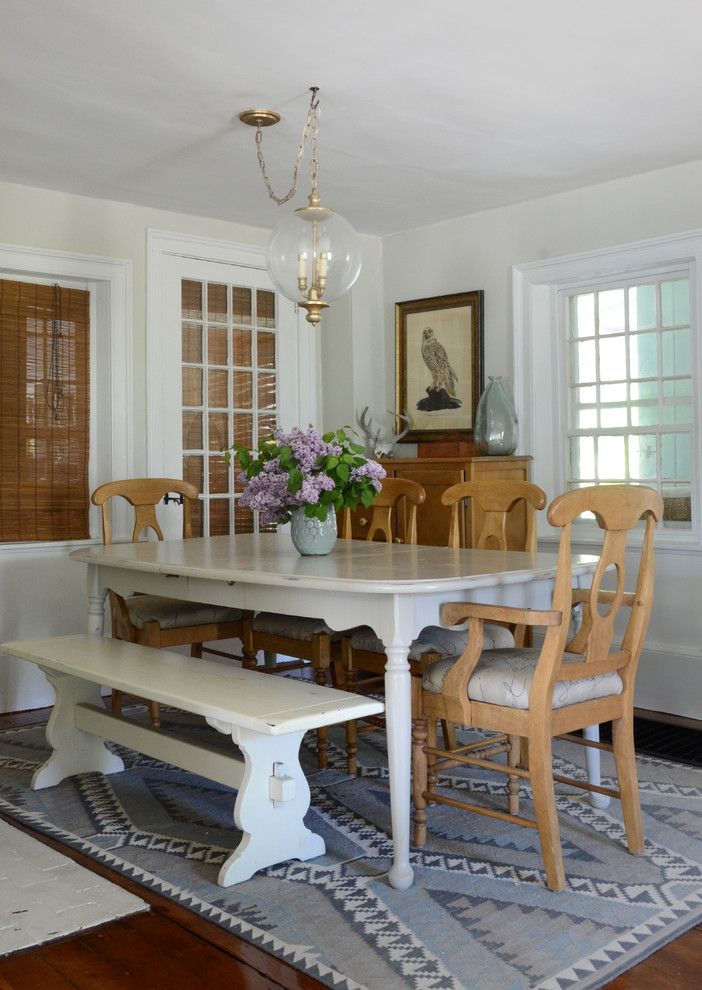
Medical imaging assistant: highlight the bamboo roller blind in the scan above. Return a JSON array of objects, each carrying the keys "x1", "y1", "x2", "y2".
[{"x1": 0, "y1": 279, "x2": 90, "y2": 541}]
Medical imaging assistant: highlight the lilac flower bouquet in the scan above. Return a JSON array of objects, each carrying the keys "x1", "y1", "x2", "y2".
[{"x1": 224, "y1": 425, "x2": 386, "y2": 527}]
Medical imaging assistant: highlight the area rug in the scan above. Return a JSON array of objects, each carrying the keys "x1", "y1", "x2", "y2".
[{"x1": 0, "y1": 709, "x2": 701, "y2": 990}]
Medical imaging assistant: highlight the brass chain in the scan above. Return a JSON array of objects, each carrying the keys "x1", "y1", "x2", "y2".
[{"x1": 255, "y1": 89, "x2": 320, "y2": 205}]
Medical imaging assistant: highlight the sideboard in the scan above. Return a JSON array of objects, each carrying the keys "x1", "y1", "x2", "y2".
[{"x1": 344, "y1": 455, "x2": 533, "y2": 547}]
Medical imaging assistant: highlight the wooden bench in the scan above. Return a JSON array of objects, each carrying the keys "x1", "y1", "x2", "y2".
[{"x1": 0, "y1": 634, "x2": 385, "y2": 886}]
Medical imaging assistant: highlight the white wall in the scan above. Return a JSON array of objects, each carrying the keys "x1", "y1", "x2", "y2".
[
  {"x1": 3, "y1": 158, "x2": 702, "y2": 716},
  {"x1": 381, "y1": 158, "x2": 702, "y2": 720}
]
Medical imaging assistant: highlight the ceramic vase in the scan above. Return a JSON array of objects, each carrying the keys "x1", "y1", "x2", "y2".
[
  {"x1": 289, "y1": 505, "x2": 338, "y2": 555},
  {"x1": 474, "y1": 376, "x2": 518, "y2": 456}
]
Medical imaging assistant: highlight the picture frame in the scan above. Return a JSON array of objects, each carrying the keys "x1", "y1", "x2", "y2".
[{"x1": 395, "y1": 290, "x2": 484, "y2": 443}]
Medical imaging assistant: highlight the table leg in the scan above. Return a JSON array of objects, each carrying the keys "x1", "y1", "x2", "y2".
[
  {"x1": 583, "y1": 724, "x2": 610, "y2": 809},
  {"x1": 85, "y1": 563, "x2": 107, "y2": 636},
  {"x1": 383, "y1": 643, "x2": 414, "y2": 891}
]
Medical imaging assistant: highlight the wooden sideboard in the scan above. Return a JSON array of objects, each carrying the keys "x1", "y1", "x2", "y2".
[{"x1": 343, "y1": 455, "x2": 532, "y2": 548}]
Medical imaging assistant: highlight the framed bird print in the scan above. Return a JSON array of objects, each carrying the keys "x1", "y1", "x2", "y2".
[{"x1": 395, "y1": 290, "x2": 484, "y2": 443}]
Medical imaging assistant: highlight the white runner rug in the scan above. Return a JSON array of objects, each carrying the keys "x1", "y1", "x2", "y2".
[{"x1": 0, "y1": 818, "x2": 147, "y2": 956}]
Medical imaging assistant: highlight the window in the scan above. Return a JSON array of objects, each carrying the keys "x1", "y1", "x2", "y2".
[
  {"x1": 514, "y1": 229, "x2": 702, "y2": 546},
  {"x1": 180, "y1": 276, "x2": 280, "y2": 536},
  {"x1": 564, "y1": 272, "x2": 692, "y2": 529},
  {"x1": 0, "y1": 278, "x2": 90, "y2": 542}
]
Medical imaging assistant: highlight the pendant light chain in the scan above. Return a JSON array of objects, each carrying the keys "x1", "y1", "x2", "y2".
[{"x1": 255, "y1": 88, "x2": 320, "y2": 206}]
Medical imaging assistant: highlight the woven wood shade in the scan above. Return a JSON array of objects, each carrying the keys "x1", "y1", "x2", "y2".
[{"x1": 0, "y1": 279, "x2": 90, "y2": 541}]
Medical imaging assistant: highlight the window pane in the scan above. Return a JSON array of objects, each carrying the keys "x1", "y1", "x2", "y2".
[
  {"x1": 629, "y1": 284, "x2": 657, "y2": 331},
  {"x1": 571, "y1": 339, "x2": 596, "y2": 383},
  {"x1": 662, "y1": 484, "x2": 691, "y2": 527},
  {"x1": 663, "y1": 378, "x2": 692, "y2": 425},
  {"x1": 572, "y1": 294, "x2": 594, "y2": 338},
  {"x1": 628, "y1": 435, "x2": 656, "y2": 480},
  {"x1": 661, "y1": 278, "x2": 690, "y2": 327},
  {"x1": 598, "y1": 336, "x2": 626, "y2": 381},
  {"x1": 570, "y1": 435, "x2": 595, "y2": 480},
  {"x1": 572, "y1": 385, "x2": 597, "y2": 428},
  {"x1": 661, "y1": 328, "x2": 691, "y2": 377},
  {"x1": 661, "y1": 433, "x2": 690, "y2": 479},
  {"x1": 630, "y1": 381, "x2": 659, "y2": 426},
  {"x1": 598, "y1": 289, "x2": 625, "y2": 335},
  {"x1": 629, "y1": 332, "x2": 658, "y2": 378},
  {"x1": 597, "y1": 435, "x2": 625, "y2": 479},
  {"x1": 600, "y1": 383, "x2": 627, "y2": 427}
]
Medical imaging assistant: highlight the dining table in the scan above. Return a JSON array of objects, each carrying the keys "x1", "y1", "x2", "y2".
[{"x1": 70, "y1": 532, "x2": 600, "y2": 891}]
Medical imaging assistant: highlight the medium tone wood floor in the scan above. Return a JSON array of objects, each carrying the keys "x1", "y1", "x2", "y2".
[{"x1": 0, "y1": 706, "x2": 700, "y2": 989}]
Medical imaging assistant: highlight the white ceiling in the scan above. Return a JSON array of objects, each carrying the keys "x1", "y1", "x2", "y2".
[{"x1": 3, "y1": 0, "x2": 702, "y2": 237}]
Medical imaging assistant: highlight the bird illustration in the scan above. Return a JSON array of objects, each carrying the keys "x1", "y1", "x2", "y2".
[{"x1": 421, "y1": 326, "x2": 458, "y2": 397}]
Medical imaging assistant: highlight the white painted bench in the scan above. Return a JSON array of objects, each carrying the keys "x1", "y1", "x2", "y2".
[{"x1": 0, "y1": 634, "x2": 384, "y2": 886}]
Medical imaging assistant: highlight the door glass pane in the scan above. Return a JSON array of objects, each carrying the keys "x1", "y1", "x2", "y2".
[
  {"x1": 570, "y1": 435, "x2": 595, "y2": 480},
  {"x1": 630, "y1": 381, "x2": 658, "y2": 426},
  {"x1": 599, "y1": 383, "x2": 627, "y2": 428},
  {"x1": 663, "y1": 379, "x2": 692, "y2": 425}
]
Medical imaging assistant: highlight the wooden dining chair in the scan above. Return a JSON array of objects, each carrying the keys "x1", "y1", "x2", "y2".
[
  {"x1": 92, "y1": 478, "x2": 250, "y2": 727},
  {"x1": 338, "y1": 479, "x2": 548, "y2": 770},
  {"x1": 412, "y1": 484, "x2": 662, "y2": 892}
]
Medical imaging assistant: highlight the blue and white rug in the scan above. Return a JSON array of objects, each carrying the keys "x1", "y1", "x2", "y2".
[{"x1": 0, "y1": 709, "x2": 701, "y2": 990}]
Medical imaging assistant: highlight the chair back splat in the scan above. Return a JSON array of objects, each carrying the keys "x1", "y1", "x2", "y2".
[{"x1": 413, "y1": 483, "x2": 663, "y2": 892}]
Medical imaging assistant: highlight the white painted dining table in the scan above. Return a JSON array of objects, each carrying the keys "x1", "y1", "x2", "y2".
[{"x1": 70, "y1": 533, "x2": 600, "y2": 891}]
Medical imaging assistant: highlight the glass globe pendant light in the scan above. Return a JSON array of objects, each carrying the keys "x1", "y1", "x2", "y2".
[{"x1": 240, "y1": 88, "x2": 362, "y2": 327}]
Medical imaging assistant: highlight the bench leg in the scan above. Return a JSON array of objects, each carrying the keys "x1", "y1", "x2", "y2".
[
  {"x1": 208, "y1": 722, "x2": 325, "y2": 886},
  {"x1": 32, "y1": 668, "x2": 124, "y2": 789}
]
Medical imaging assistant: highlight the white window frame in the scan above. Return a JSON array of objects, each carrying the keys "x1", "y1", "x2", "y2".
[
  {"x1": 513, "y1": 229, "x2": 702, "y2": 549},
  {"x1": 0, "y1": 242, "x2": 132, "y2": 553}
]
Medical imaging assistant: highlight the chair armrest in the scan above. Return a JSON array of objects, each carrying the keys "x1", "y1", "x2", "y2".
[{"x1": 442, "y1": 601, "x2": 562, "y2": 629}]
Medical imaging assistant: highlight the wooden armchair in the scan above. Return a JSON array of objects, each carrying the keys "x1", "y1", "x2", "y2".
[
  {"x1": 412, "y1": 484, "x2": 663, "y2": 892},
  {"x1": 92, "y1": 479, "x2": 250, "y2": 726}
]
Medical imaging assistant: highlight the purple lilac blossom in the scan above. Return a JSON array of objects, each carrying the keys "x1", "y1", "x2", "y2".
[{"x1": 238, "y1": 425, "x2": 385, "y2": 526}]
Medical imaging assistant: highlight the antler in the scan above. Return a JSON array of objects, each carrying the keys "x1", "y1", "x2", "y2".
[
  {"x1": 357, "y1": 407, "x2": 381, "y2": 455},
  {"x1": 392, "y1": 410, "x2": 411, "y2": 444}
]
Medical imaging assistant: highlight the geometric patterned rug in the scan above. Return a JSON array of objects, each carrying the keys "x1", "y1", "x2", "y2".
[{"x1": 1, "y1": 708, "x2": 701, "y2": 990}]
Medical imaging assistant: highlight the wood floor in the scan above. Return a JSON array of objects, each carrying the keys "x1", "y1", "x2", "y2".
[{"x1": 0, "y1": 707, "x2": 700, "y2": 989}]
